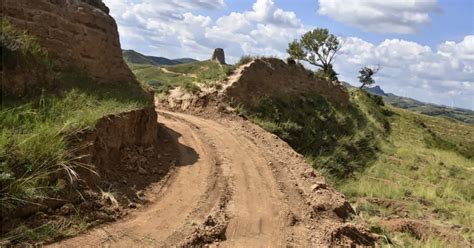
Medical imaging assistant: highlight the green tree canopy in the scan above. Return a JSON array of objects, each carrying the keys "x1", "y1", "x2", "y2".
[
  {"x1": 287, "y1": 28, "x2": 341, "y2": 80},
  {"x1": 358, "y1": 66, "x2": 381, "y2": 89}
]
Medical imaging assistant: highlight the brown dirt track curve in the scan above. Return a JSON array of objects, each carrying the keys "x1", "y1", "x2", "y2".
[{"x1": 50, "y1": 110, "x2": 374, "y2": 247}]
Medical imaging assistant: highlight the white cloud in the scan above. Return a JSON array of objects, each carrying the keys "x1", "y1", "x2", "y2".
[
  {"x1": 103, "y1": 0, "x2": 473, "y2": 109},
  {"x1": 318, "y1": 0, "x2": 439, "y2": 34},
  {"x1": 104, "y1": 0, "x2": 306, "y2": 61},
  {"x1": 438, "y1": 36, "x2": 474, "y2": 60},
  {"x1": 336, "y1": 36, "x2": 474, "y2": 109}
]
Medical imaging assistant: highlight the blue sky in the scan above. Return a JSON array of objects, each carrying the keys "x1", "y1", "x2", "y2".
[{"x1": 105, "y1": 0, "x2": 473, "y2": 109}]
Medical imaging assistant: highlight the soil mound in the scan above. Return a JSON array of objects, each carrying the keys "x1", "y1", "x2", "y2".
[{"x1": 224, "y1": 58, "x2": 349, "y2": 108}]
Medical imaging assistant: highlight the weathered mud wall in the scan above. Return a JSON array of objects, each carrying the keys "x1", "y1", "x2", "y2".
[
  {"x1": 225, "y1": 58, "x2": 350, "y2": 108},
  {"x1": 2, "y1": 0, "x2": 134, "y2": 84},
  {"x1": 75, "y1": 107, "x2": 159, "y2": 184}
]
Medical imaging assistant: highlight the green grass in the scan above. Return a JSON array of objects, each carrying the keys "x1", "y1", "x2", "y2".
[
  {"x1": 386, "y1": 96, "x2": 474, "y2": 125},
  {"x1": 338, "y1": 107, "x2": 474, "y2": 246},
  {"x1": 247, "y1": 90, "x2": 390, "y2": 180},
  {"x1": 128, "y1": 60, "x2": 234, "y2": 93},
  {"x1": 1, "y1": 79, "x2": 149, "y2": 215},
  {"x1": 0, "y1": 21, "x2": 151, "y2": 218},
  {"x1": 1, "y1": 18, "x2": 48, "y2": 62},
  {"x1": 243, "y1": 88, "x2": 473, "y2": 246},
  {"x1": 4, "y1": 212, "x2": 89, "y2": 244}
]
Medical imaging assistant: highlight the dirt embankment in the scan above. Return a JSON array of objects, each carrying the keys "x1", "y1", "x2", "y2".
[
  {"x1": 2, "y1": 0, "x2": 134, "y2": 96},
  {"x1": 50, "y1": 111, "x2": 376, "y2": 247},
  {"x1": 224, "y1": 58, "x2": 349, "y2": 108},
  {"x1": 161, "y1": 57, "x2": 350, "y2": 112},
  {"x1": 0, "y1": 108, "x2": 178, "y2": 243}
]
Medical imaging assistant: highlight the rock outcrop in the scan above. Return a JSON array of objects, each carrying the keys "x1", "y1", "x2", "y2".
[
  {"x1": 2, "y1": 0, "x2": 134, "y2": 85},
  {"x1": 211, "y1": 48, "x2": 226, "y2": 64}
]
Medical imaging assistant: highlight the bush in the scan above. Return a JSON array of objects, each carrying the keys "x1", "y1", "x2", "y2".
[{"x1": 367, "y1": 93, "x2": 385, "y2": 106}]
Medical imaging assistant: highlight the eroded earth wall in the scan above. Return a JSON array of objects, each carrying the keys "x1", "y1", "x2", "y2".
[{"x1": 2, "y1": 0, "x2": 134, "y2": 84}]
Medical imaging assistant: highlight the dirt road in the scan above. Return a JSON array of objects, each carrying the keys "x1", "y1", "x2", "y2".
[{"x1": 51, "y1": 111, "x2": 373, "y2": 247}]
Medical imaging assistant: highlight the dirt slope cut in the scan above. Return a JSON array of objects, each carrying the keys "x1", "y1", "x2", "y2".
[
  {"x1": 161, "y1": 58, "x2": 350, "y2": 112},
  {"x1": 2, "y1": 0, "x2": 133, "y2": 86},
  {"x1": 51, "y1": 111, "x2": 375, "y2": 247},
  {"x1": 223, "y1": 58, "x2": 350, "y2": 108}
]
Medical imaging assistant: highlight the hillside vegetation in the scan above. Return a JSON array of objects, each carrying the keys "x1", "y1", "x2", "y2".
[
  {"x1": 127, "y1": 58, "x2": 234, "y2": 93},
  {"x1": 138, "y1": 57, "x2": 473, "y2": 247},
  {"x1": 246, "y1": 89, "x2": 473, "y2": 247},
  {"x1": 345, "y1": 83, "x2": 474, "y2": 125},
  {"x1": 123, "y1": 49, "x2": 198, "y2": 66},
  {"x1": 1, "y1": 20, "x2": 150, "y2": 242}
]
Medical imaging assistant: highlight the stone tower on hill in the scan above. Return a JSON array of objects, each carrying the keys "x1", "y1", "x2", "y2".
[{"x1": 212, "y1": 48, "x2": 226, "y2": 64}]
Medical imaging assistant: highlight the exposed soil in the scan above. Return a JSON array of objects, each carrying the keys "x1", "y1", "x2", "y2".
[
  {"x1": 0, "y1": 110, "x2": 179, "y2": 245},
  {"x1": 49, "y1": 110, "x2": 376, "y2": 247}
]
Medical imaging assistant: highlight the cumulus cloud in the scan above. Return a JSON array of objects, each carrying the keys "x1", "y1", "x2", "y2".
[
  {"x1": 103, "y1": 0, "x2": 473, "y2": 109},
  {"x1": 318, "y1": 0, "x2": 439, "y2": 34},
  {"x1": 104, "y1": 0, "x2": 305, "y2": 61},
  {"x1": 336, "y1": 35, "x2": 474, "y2": 109}
]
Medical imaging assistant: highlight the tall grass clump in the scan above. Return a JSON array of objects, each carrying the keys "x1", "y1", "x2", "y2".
[
  {"x1": 0, "y1": 86, "x2": 147, "y2": 215},
  {"x1": 1, "y1": 18, "x2": 48, "y2": 62}
]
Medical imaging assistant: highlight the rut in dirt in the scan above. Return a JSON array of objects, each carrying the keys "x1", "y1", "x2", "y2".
[{"x1": 50, "y1": 111, "x2": 376, "y2": 247}]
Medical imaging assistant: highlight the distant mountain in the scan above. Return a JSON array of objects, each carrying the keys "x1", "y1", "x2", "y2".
[
  {"x1": 122, "y1": 50, "x2": 198, "y2": 66},
  {"x1": 173, "y1": 58, "x2": 199, "y2": 64},
  {"x1": 122, "y1": 49, "x2": 156, "y2": 65},
  {"x1": 341, "y1": 82, "x2": 474, "y2": 124}
]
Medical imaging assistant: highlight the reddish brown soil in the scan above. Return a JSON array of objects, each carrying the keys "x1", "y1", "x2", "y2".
[{"x1": 49, "y1": 110, "x2": 376, "y2": 247}]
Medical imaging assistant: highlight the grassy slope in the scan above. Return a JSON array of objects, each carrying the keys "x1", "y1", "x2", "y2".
[
  {"x1": 245, "y1": 90, "x2": 473, "y2": 247},
  {"x1": 128, "y1": 60, "x2": 234, "y2": 93},
  {"x1": 248, "y1": 91, "x2": 390, "y2": 179},
  {"x1": 1, "y1": 19, "x2": 150, "y2": 228},
  {"x1": 340, "y1": 106, "x2": 473, "y2": 247},
  {"x1": 386, "y1": 97, "x2": 474, "y2": 125},
  {"x1": 361, "y1": 84, "x2": 474, "y2": 125},
  {"x1": 122, "y1": 50, "x2": 156, "y2": 65}
]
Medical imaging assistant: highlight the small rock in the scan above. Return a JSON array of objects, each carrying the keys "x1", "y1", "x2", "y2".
[
  {"x1": 302, "y1": 168, "x2": 316, "y2": 178},
  {"x1": 310, "y1": 182, "x2": 328, "y2": 192},
  {"x1": 128, "y1": 202, "x2": 137, "y2": 209},
  {"x1": 59, "y1": 203, "x2": 75, "y2": 215},
  {"x1": 136, "y1": 190, "x2": 145, "y2": 198}
]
